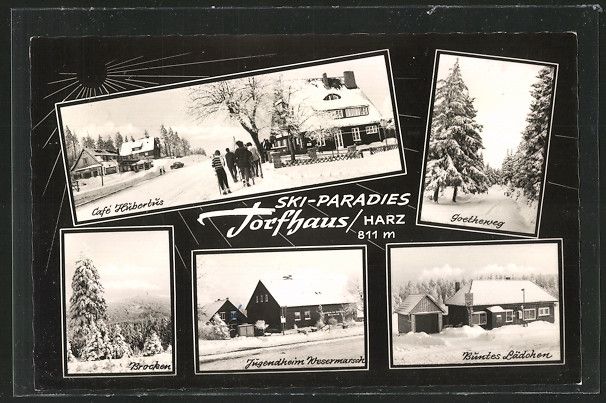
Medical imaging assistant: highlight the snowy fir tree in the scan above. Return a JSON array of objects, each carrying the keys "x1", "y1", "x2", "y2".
[
  {"x1": 142, "y1": 331, "x2": 164, "y2": 356},
  {"x1": 68, "y1": 257, "x2": 108, "y2": 357},
  {"x1": 108, "y1": 324, "x2": 132, "y2": 359},
  {"x1": 80, "y1": 322, "x2": 112, "y2": 361},
  {"x1": 509, "y1": 67, "x2": 554, "y2": 202},
  {"x1": 66, "y1": 340, "x2": 75, "y2": 362},
  {"x1": 425, "y1": 58, "x2": 489, "y2": 202}
]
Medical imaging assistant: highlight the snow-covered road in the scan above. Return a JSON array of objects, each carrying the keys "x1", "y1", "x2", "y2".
[
  {"x1": 76, "y1": 149, "x2": 403, "y2": 222},
  {"x1": 419, "y1": 185, "x2": 536, "y2": 234},
  {"x1": 200, "y1": 335, "x2": 365, "y2": 371}
]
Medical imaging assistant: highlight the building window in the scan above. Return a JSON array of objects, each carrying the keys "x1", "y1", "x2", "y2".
[
  {"x1": 265, "y1": 294, "x2": 268, "y2": 303},
  {"x1": 352, "y1": 127, "x2": 361, "y2": 141},
  {"x1": 471, "y1": 311, "x2": 487, "y2": 325},
  {"x1": 304, "y1": 311, "x2": 311, "y2": 320},
  {"x1": 82, "y1": 157, "x2": 88, "y2": 164},
  {"x1": 317, "y1": 136, "x2": 326, "y2": 147},
  {"x1": 523, "y1": 308, "x2": 537, "y2": 321},
  {"x1": 344, "y1": 106, "x2": 369, "y2": 118},
  {"x1": 255, "y1": 296, "x2": 258, "y2": 303},
  {"x1": 335, "y1": 129, "x2": 344, "y2": 149},
  {"x1": 219, "y1": 312, "x2": 226, "y2": 320},
  {"x1": 538, "y1": 307, "x2": 550, "y2": 317},
  {"x1": 331, "y1": 109, "x2": 344, "y2": 119},
  {"x1": 323, "y1": 93, "x2": 341, "y2": 101},
  {"x1": 505, "y1": 310, "x2": 514, "y2": 323},
  {"x1": 294, "y1": 312, "x2": 301, "y2": 321},
  {"x1": 365, "y1": 125, "x2": 378, "y2": 134},
  {"x1": 230, "y1": 311, "x2": 237, "y2": 320}
]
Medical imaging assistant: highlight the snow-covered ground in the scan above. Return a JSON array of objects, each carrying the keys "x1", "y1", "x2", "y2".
[
  {"x1": 392, "y1": 319, "x2": 560, "y2": 366},
  {"x1": 199, "y1": 323, "x2": 364, "y2": 357},
  {"x1": 200, "y1": 334, "x2": 366, "y2": 371},
  {"x1": 67, "y1": 352, "x2": 173, "y2": 374},
  {"x1": 76, "y1": 149, "x2": 402, "y2": 222},
  {"x1": 420, "y1": 185, "x2": 536, "y2": 234}
]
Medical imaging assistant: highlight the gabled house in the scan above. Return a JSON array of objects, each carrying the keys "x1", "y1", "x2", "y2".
[
  {"x1": 270, "y1": 70, "x2": 385, "y2": 153},
  {"x1": 395, "y1": 294, "x2": 447, "y2": 334},
  {"x1": 198, "y1": 298, "x2": 247, "y2": 338},
  {"x1": 445, "y1": 279, "x2": 558, "y2": 330},
  {"x1": 245, "y1": 276, "x2": 358, "y2": 331},
  {"x1": 118, "y1": 135, "x2": 162, "y2": 171},
  {"x1": 70, "y1": 148, "x2": 119, "y2": 179}
]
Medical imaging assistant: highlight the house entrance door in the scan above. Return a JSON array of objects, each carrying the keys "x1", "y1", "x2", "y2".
[{"x1": 335, "y1": 131, "x2": 344, "y2": 149}]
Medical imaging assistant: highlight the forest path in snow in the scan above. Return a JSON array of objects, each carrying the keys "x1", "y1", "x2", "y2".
[{"x1": 420, "y1": 185, "x2": 534, "y2": 234}]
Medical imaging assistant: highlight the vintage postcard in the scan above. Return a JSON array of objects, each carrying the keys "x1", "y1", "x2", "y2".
[
  {"x1": 60, "y1": 227, "x2": 176, "y2": 377},
  {"x1": 387, "y1": 239, "x2": 563, "y2": 368},
  {"x1": 192, "y1": 246, "x2": 368, "y2": 373},
  {"x1": 417, "y1": 51, "x2": 558, "y2": 237},
  {"x1": 56, "y1": 50, "x2": 405, "y2": 225}
]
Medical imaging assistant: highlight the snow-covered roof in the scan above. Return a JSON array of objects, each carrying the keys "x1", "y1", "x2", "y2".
[
  {"x1": 255, "y1": 275, "x2": 356, "y2": 308},
  {"x1": 445, "y1": 280, "x2": 557, "y2": 306},
  {"x1": 198, "y1": 299, "x2": 234, "y2": 323},
  {"x1": 91, "y1": 148, "x2": 118, "y2": 158},
  {"x1": 283, "y1": 75, "x2": 383, "y2": 131},
  {"x1": 119, "y1": 137, "x2": 156, "y2": 156},
  {"x1": 486, "y1": 306, "x2": 505, "y2": 313},
  {"x1": 395, "y1": 294, "x2": 446, "y2": 315}
]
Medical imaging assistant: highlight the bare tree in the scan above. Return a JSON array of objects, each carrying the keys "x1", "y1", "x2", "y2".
[{"x1": 188, "y1": 77, "x2": 271, "y2": 153}]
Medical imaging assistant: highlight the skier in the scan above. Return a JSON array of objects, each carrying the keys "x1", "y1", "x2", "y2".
[
  {"x1": 211, "y1": 150, "x2": 231, "y2": 195},
  {"x1": 247, "y1": 142, "x2": 263, "y2": 178},
  {"x1": 224, "y1": 148, "x2": 238, "y2": 182},
  {"x1": 234, "y1": 141, "x2": 254, "y2": 187},
  {"x1": 262, "y1": 138, "x2": 272, "y2": 163}
]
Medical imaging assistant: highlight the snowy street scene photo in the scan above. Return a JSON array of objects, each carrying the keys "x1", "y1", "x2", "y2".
[
  {"x1": 193, "y1": 247, "x2": 367, "y2": 372},
  {"x1": 388, "y1": 241, "x2": 562, "y2": 367},
  {"x1": 61, "y1": 228, "x2": 175, "y2": 376},
  {"x1": 418, "y1": 52, "x2": 557, "y2": 235},
  {"x1": 57, "y1": 52, "x2": 403, "y2": 223}
]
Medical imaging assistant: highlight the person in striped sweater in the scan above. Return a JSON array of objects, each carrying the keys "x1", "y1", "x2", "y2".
[{"x1": 211, "y1": 150, "x2": 232, "y2": 195}]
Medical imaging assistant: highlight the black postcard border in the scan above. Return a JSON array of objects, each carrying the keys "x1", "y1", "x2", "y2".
[
  {"x1": 385, "y1": 238, "x2": 565, "y2": 370},
  {"x1": 191, "y1": 244, "x2": 369, "y2": 375},
  {"x1": 58, "y1": 225, "x2": 178, "y2": 378},
  {"x1": 415, "y1": 49, "x2": 559, "y2": 238}
]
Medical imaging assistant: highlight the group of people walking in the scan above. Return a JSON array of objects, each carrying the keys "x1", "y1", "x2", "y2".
[{"x1": 211, "y1": 140, "x2": 270, "y2": 195}]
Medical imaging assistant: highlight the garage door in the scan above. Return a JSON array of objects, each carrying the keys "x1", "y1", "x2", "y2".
[{"x1": 415, "y1": 313, "x2": 439, "y2": 333}]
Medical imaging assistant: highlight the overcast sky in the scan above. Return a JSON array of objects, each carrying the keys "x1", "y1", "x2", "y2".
[
  {"x1": 390, "y1": 242, "x2": 559, "y2": 288},
  {"x1": 63, "y1": 230, "x2": 172, "y2": 304},
  {"x1": 59, "y1": 55, "x2": 394, "y2": 153},
  {"x1": 195, "y1": 248, "x2": 364, "y2": 307},
  {"x1": 436, "y1": 53, "x2": 551, "y2": 168}
]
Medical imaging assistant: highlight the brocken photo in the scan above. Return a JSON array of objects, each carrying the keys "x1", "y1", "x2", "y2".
[
  {"x1": 193, "y1": 247, "x2": 367, "y2": 373},
  {"x1": 388, "y1": 240, "x2": 562, "y2": 367},
  {"x1": 60, "y1": 227, "x2": 175, "y2": 376},
  {"x1": 57, "y1": 51, "x2": 404, "y2": 224},
  {"x1": 418, "y1": 51, "x2": 557, "y2": 236}
]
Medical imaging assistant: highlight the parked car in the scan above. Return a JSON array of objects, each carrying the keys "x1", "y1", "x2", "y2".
[{"x1": 170, "y1": 161, "x2": 184, "y2": 169}]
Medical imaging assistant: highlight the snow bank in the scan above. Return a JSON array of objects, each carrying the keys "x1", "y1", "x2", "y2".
[
  {"x1": 67, "y1": 352, "x2": 172, "y2": 374},
  {"x1": 392, "y1": 309, "x2": 561, "y2": 365},
  {"x1": 395, "y1": 331, "x2": 447, "y2": 347},
  {"x1": 199, "y1": 323, "x2": 364, "y2": 357}
]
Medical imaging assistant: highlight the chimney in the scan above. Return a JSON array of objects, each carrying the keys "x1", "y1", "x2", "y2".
[
  {"x1": 321, "y1": 73, "x2": 329, "y2": 88},
  {"x1": 343, "y1": 71, "x2": 357, "y2": 89},
  {"x1": 455, "y1": 282, "x2": 461, "y2": 292}
]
